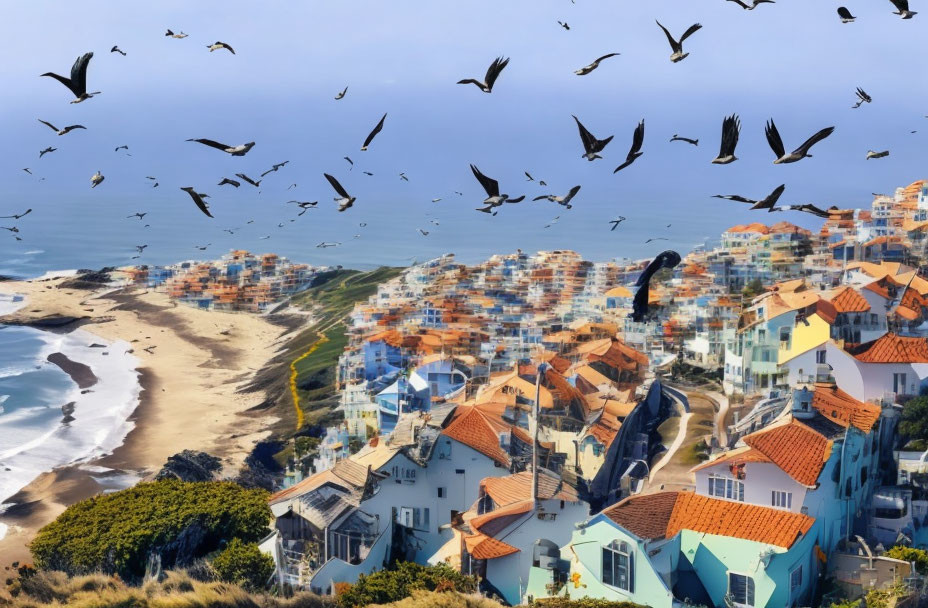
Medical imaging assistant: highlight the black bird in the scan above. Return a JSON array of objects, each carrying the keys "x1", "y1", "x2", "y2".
[
  {"x1": 288, "y1": 200, "x2": 318, "y2": 215},
  {"x1": 218, "y1": 178, "x2": 240, "y2": 187},
  {"x1": 335, "y1": 86, "x2": 348, "y2": 100},
  {"x1": 631, "y1": 251, "x2": 681, "y2": 322},
  {"x1": 889, "y1": 0, "x2": 917, "y2": 18},
  {"x1": 287, "y1": 183, "x2": 297, "y2": 189},
  {"x1": 837, "y1": 6, "x2": 857, "y2": 22},
  {"x1": 614, "y1": 120, "x2": 645, "y2": 173},
  {"x1": 187, "y1": 138, "x2": 255, "y2": 156},
  {"x1": 399, "y1": 172, "x2": 409, "y2": 181},
  {"x1": 235, "y1": 173, "x2": 261, "y2": 187},
  {"x1": 852, "y1": 87, "x2": 872, "y2": 109},
  {"x1": 207, "y1": 41, "x2": 235, "y2": 54},
  {"x1": 655, "y1": 21, "x2": 702, "y2": 63},
  {"x1": 363, "y1": 171, "x2": 374, "y2": 176},
  {"x1": 575, "y1": 53, "x2": 619, "y2": 75},
  {"x1": 525, "y1": 171, "x2": 535, "y2": 181},
  {"x1": 539, "y1": 180, "x2": 547, "y2": 186},
  {"x1": 609, "y1": 217, "x2": 627, "y2": 231},
  {"x1": 1, "y1": 227, "x2": 20, "y2": 233},
  {"x1": 533, "y1": 185, "x2": 582, "y2": 209},
  {"x1": 645, "y1": 237, "x2": 669, "y2": 243},
  {"x1": 866, "y1": 149, "x2": 890, "y2": 159},
  {"x1": 260, "y1": 161, "x2": 289, "y2": 177},
  {"x1": 0, "y1": 209, "x2": 31, "y2": 220},
  {"x1": 727, "y1": 0, "x2": 775, "y2": 9},
  {"x1": 41, "y1": 52, "x2": 100, "y2": 103},
  {"x1": 135, "y1": 245, "x2": 148, "y2": 254},
  {"x1": 39, "y1": 147, "x2": 56, "y2": 158},
  {"x1": 670, "y1": 134, "x2": 698, "y2": 146},
  {"x1": 558, "y1": 21, "x2": 570, "y2": 30},
  {"x1": 765, "y1": 119, "x2": 834, "y2": 164},
  {"x1": 711, "y1": 114, "x2": 741, "y2": 164},
  {"x1": 181, "y1": 187, "x2": 213, "y2": 218},
  {"x1": 713, "y1": 184, "x2": 786, "y2": 211},
  {"x1": 418, "y1": 228, "x2": 430, "y2": 236},
  {"x1": 470, "y1": 164, "x2": 525, "y2": 213},
  {"x1": 194, "y1": 244, "x2": 211, "y2": 250},
  {"x1": 111, "y1": 45, "x2": 126, "y2": 56},
  {"x1": 127, "y1": 212, "x2": 147, "y2": 220},
  {"x1": 573, "y1": 115, "x2": 614, "y2": 161},
  {"x1": 22, "y1": 168, "x2": 32, "y2": 175},
  {"x1": 324, "y1": 173, "x2": 356, "y2": 211},
  {"x1": 37, "y1": 119, "x2": 86, "y2": 136},
  {"x1": 344, "y1": 156, "x2": 354, "y2": 168},
  {"x1": 361, "y1": 113, "x2": 387, "y2": 151},
  {"x1": 115, "y1": 145, "x2": 129, "y2": 152},
  {"x1": 457, "y1": 56, "x2": 510, "y2": 93}
]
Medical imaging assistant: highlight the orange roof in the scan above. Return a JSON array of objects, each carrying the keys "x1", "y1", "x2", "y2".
[
  {"x1": 690, "y1": 445, "x2": 772, "y2": 473},
  {"x1": 463, "y1": 533, "x2": 520, "y2": 560},
  {"x1": 442, "y1": 405, "x2": 510, "y2": 466},
  {"x1": 603, "y1": 491, "x2": 814, "y2": 549},
  {"x1": 470, "y1": 499, "x2": 534, "y2": 531},
  {"x1": 743, "y1": 419, "x2": 832, "y2": 487},
  {"x1": 846, "y1": 333, "x2": 928, "y2": 364},
  {"x1": 726, "y1": 223, "x2": 771, "y2": 235},
  {"x1": 812, "y1": 385, "x2": 881, "y2": 432},
  {"x1": 480, "y1": 470, "x2": 579, "y2": 506},
  {"x1": 830, "y1": 287, "x2": 871, "y2": 314}
]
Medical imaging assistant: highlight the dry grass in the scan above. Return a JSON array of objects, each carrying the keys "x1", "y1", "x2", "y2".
[{"x1": 368, "y1": 591, "x2": 503, "y2": 608}]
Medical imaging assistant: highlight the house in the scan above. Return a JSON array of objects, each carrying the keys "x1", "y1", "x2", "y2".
[{"x1": 827, "y1": 333, "x2": 928, "y2": 402}]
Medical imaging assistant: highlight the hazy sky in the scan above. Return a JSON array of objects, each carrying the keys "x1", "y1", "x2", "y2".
[{"x1": 1, "y1": 0, "x2": 926, "y2": 273}]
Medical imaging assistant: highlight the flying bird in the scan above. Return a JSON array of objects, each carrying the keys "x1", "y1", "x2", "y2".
[
  {"x1": 631, "y1": 251, "x2": 681, "y2": 322},
  {"x1": 165, "y1": 29, "x2": 188, "y2": 38},
  {"x1": 135, "y1": 245, "x2": 148, "y2": 254},
  {"x1": 0, "y1": 209, "x2": 31, "y2": 220},
  {"x1": 609, "y1": 217, "x2": 627, "y2": 231},
  {"x1": 110, "y1": 45, "x2": 126, "y2": 56},
  {"x1": 711, "y1": 114, "x2": 741, "y2": 164},
  {"x1": 186, "y1": 138, "x2": 255, "y2": 156},
  {"x1": 115, "y1": 145, "x2": 129, "y2": 152},
  {"x1": 573, "y1": 115, "x2": 614, "y2": 161},
  {"x1": 324, "y1": 173, "x2": 356, "y2": 211},
  {"x1": 234, "y1": 173, "x2": 261, "y2": 187},
  {"x1": 288, "y1": 200, "x2": 318, "y2": 215},
  {"x1": 470, "y1": 164, "x2": 525, "y2": 213},
  {"x1": 713, "y1": 184, "x2": 786, "y2": 211},
  {"x1": 613, "y1": 120, "x2": 645, "y2": 173},
  {"x1": 557, "y1": 21, "x2": 570, "y2": 30},
  {"x1": 645, "y1": 238, "x2": 669, "y2": 243},
  {"x1": 218, "y1": 178, "x2": 240, "y2": 187},
  {"x1": 533, "y1": 185, "x2": 582, "y2": 209},
  {"x1": 22, "y1": 168, "x2": 32, "y2": 175},
  {"x1": 525, "y1": 172, "x2": 535, "y2": 181},
  {"x1": 575, "y1": 53, "x2": 620, "y2": 75},
  {"x1": 344, "y1": 156, "x2": 354, "y2": 167},
  {"x1": 40, "y1": 52, "x2": 100, "y2": 103},
  {"x1": 260, "y1": 161, "x2": 289, "y2": 177},
  {"x1": 866, "y1": 149, "x2": 890, "y2": 159},
  {"x1": 127, "y1": 212, "x2": 147, "y2": 220},
  {"x1": 765, "y1": 119, "x2": 835, "y2": 164},
  {"x1": 363, "y1": 171, "x2": 374, "y2": 176},
  {"x1": 431, "y1": 198, "x2": 442, "y2": 202},
  {"x1": 837, "y1": 6, "x2": 857, "y2": 22},
  {"x1": 399, "y1": 172, "x2": 409, "y2": 181},
  {"x1": 727, "y1": 0, "x2": 775, "y2": 9},
  {"x1": 37, "y1": 119, "x2": 86, "y2": 136},
  {"x1": 91, "y1": 171, "x2": 104, "y2": 188},
  {"x1": 418, "y1": 229, "x2": 430, "y2": 236},
  {"x1": 335, "y1": 86, "x2": 348, "y2": 100},
  {"x1": 207, "y1": 41, "x2": 235, "y2": 54},
  {"x1": 316, "y1": 242, "x2": 340, "y2": 248},
  {"x1": 670, "y1": 134, "x2": 698, "y2": 146},
  {"x1": 361, "y1": 113, "x2": 387, "y2": 151},
  {"x1": 39, "y1": 147, "x2": 57, "y2": 158},
  {"x1": 889, "y1": 0, "x2": 917, "y2": 18},
  {"x1": 655, "y1": 21, "x2": 702, "y2": 63},
  {"x1": 181, "y1": 187, "x2": 213, "y2": 218},
  {"x1": 457, "y1": 56, "x2": 510, "y2": 93},
  {"x1": 194, "y1": 243, "x2": 211, "y2": 250},
  {"x1": 852, "y1": 87, "x2": 872, "y2": 109}
]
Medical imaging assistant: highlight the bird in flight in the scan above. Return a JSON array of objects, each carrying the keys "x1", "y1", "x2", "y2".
[
  {"x1": 218, "y1": 178, "x2": 241, "y2": 188},
  {"x1": 235, "y1": 173, "x2": 261, "y2": 187},
  {"x1": 765, "y1": 120, "x2": 834, "y2": 164},
  {"x1": 186, "y1": 138, "x2": 255, "y2": 156},
  {"x1": 37, "y1": 119, "x2": 86, "y2": 136},
  {"x1": 852, "y1": 87, "x2": 872, "y2": 109},
  {"x1": 316, "y1": 242, "x2": 340, "y2": 248},
  {"x1": 0, "y1": 209, "x2": 31, "y2": 220},
  {"x1": 866, "y1": 149, "x2": 890, "y2": 159},
  {"x1": 431, "y1": 198, "x2": 442, "y2": 202},
  {"x1": 399, "y1": 172, "x2": 409, "y2": 181},
  {"x1": 533, "y1": 185, "x2": 582, "y2": 209},
  {"x1": 324, "y1": 173, "x2": 356, "y2": 211},
  {"x1": 418, "y1": 229, "x2": 430, "y2": 236},
  {"x1": 181, "y1": 187, "x2": 213, "y2": 218},
  {"x1": 837, "y1": 6, "x2": 857, "y2": 22},
  {"x1": 711, "y1": 114, "x2": 741, "y2": 164},
  {"x1": 574, "y1": 53, "x2": 620, "y2": 76},
  {"x1": 111, "y1": 45, "x2": 127, "y2": 56},
  {"x1": 631, "y1": 251, "x2": 681, "y2": 322},
  {"x1": 470, "y1": 164, "x2": 525, "y2": 213},
  {"x1": 727, "y1": 0, "x2": 775, "y2": 9},
  {"x1": 889, "y1": 0, "x2": 917, "y2": 18},
  {"x1": 609, "y1": 217, "x2": 627, "y2": 231},
  {"x1": 335, "y1": 86, "x2": 348, "y2": 100},
  {"x1": 457, "y1": 56, "x2": 510, "y2": 93},
  {"x1": 525, "y1": 172, "x2": 535, "y2": 181},
  {"x1": 573, "y1": 115, "x2": 614, "y2": 161},
  {"x1": 713, "y1": 184, "x2": 786, "y2": 212},
  {"x1": 135, "y1": 245, "x2": 148, "y2": 254},
  {"x1": 645, "y1": 237, "x2": 669, "y2": 243},
  {"x1": 656, "y1": 21, "x2": 702, "y2": 63},
  {"x1": 39, "y1": 147, "x2": 57, "y2": 158},
  {"x1": 165, "y1": 29, "x2": 188, "y2": 38},
  {"x1": 361, "y1": 113, "x2": 387, "y2": 151},
  {"x1": 670, "y1": 134, "x2": 698, "y2": 146},
  {"x1": 614, "y1": 120, "x2": 645, "y2": 173},
  {"x1": 115, "y1": 145, "x2": 129, "y2": 152},
  {"x1": 344, "y1": 156, "x2": 354, "y2": 168},
  {"x1": 261, "y1": 161, "x2": 289, "y2": 177},
  {"x1": 22, "y1": 168, "x2": 32, "y2": 175},
  {"x1": 127, "y1": 212, "x2": 147, "y2": 220},
  {"x1": 91, "y1": 171, "x2": 104, "y2": 188},
  {"x1": 207, "y1": 41, "x2": 235, "y2": 54},
  {"x1": 288, "y1": 201, "x2": 318, "y2": 215},
  {"x1": 557, "y1": 21, "x2": 570, "y2": 30},
  {"x1": 363, "y1": 171, "x2": 374, "y2": 176},
  {"x1": 41, "y1": 52, "x2": 100, "y2": 103},
  {"x1": 194, "y1": 243, "x2": 211, "y2": 251}
]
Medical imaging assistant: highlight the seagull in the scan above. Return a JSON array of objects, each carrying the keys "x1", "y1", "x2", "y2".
[
  {"x1": 260, "y1": 161, "x2": 289, "y2": 177},
  {"x1": 614, "y1": 120, "x2": 645, "y2": 173},
  {"x1": 181, "y1": 187, "x2": 213, "y2": 218},
  {"x1": 335, "y1": 86, "x2": 348, "y2": 100},
  {"x1": 127, "y1": 212, "x2": 147, "y2": 220},
  {"x1": 837, "y1": 6, "x2": 857, "y2": 22},
  {"x1": 575, "y1": 53, "x2": 620, "y2": 75},
  {"x1": 713, "y1": 184, "x2": 786, "y2": 211},
  {"x1": 288, "y1": 200, "x2": 318, "y2": 215},
  {"x1": 165, "y1": 29, "x2": 188, "y2": 38},
  {"x1": 316, "y1": 241, "x2": 341, "y2": 248},
  {"x1": 670, "y1": 134, "x2": 698, "y2": 146},
  {"x1": 37, "y1": 119, "x2": 86, "y2": 136},
  {"x1": 727, "y1": 0, "x2": 775, "y2": 9},
  {"x1": 470, "y1": 164, "x2": 525, "y2": 213},
  {"x1": 115, "y1": 145, "x2": 129, "y2": 152},
  {"x1": 631, "y1": 251, "x2": 681, "y2": 322},
  {"x1": 344, "y1": 156, "x2": 354, "y2": 167},
  {"x1": 852, "y1": 87, "x2": 872, "y2": 109},
  {"x1": 1, "y1": 227, "x2": 20, "y2": 233},
  {"x1": 765, "y1": 119, "x2": 834, "y2": 164},
  {"x1": 866, "y1": 149, "x2": 890, "y2": 159},
  {"x1": 361, "y1": 113, "x2": 387, "y2": 151},
  {"x1": 234, "y1": 173, "x2": 261, "y2": 187},
  {"x1": 39, "y1": 147, "x2": 57, "y2": 158},
  {"x1": 41, "y1": 52, "x2": 100, "y2": 103},
  {"x1": 135, "y1": 245, "x2": 148, "y2": 254},
  {"x1": 194, "y1": 244, "x2": 211, "y2": 251},
  {"x1": 457, "y1": 56, "x2": 510, "y2": 93},
  {"x1": 525, "y1": 172, "x2": 535, "y2": 181},
  {"x1": 418, "y1": 229, "x2": 430, "y2": 236},
  {"x1": 362, "y1": 171, "x2": 374, "y2": 176},
  {"x1": 645, "y1": 237, "x2": 669, "y2": 243},
  {"x1": 889, "y1": 0, "x2": 917, "y2": 18},
  {"x1": 91, "y1": 171, "x2": 104, "y2": 188},
  {"x1": 431, "y1": 198, "x2": 442, "y2": 202},
  {"x1": 399, "y1": 172, "x2": 409, "y2": 181},
  {"x1": 207, "y1": 41, "x2": 235, "y2": 54},
  {"x1": 218, "y1": 178, "x2": 241, "y2": 187},
  {"x1": 711, "y1": 114, "x2": 741, "y2": 164},
  {"x1": 573, "y1": 115, "x2": 614, "y2": 161},
  {"x1": 533, "y1": 185, "x2": 581, "y2": 209},
  {"x1": 324, "y1": 173, "x2": 356, "y2": 211},
  {"x1": 111, "y1": 45, "x2": 126, "y2": 56},
  {"x1": 609, "y1": 217, "x2": 627, "y2": 231},
  {"x1": 186, "y1": 138, "x2": 255, "y2": 156},
  {"x1": 287, "y1": 183, "x2": 297, "y2": 189},
  {"x1": 0, "y1": 209, "x2": 31, "y2": 221},
  {"x1": 655, "y1": 21, "x2": 702, "y2": 63},
  {"x1": 557, "y1": 21, "x2": 570, "y2": 30},
  {"x1": 22, "y1": 168, "x2": 32, "y2": 175}
]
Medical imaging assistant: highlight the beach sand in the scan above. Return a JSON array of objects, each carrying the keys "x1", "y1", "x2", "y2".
[{"x1": 0, "y1": 278, "x2": 293, "y2": 567}]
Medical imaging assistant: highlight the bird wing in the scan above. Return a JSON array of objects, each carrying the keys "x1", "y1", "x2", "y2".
[
  {"x1": 70, "y1": 52, "x2": 92, "y2": 95},
  {"x1": 838, "y1": 6, "x2": 854, "y2": 18},
  {"x1": 234, "y1": 173, "x2": 258, "y2": 186},
  {"x1": 655, "y1": 21, "x2": 680, "y2": 51},
  {"x1": 793, "y1": 126, "x2": 835, "y2": 156},
  {"x1": 573, "y1": 115, "x2": 596, "y2": 153},
  {"x1": 763, "y1": 184, "x2": 787, "y2": 207},
  {"x1": 182, "y1": 188, "x2": 213, "y2": 218},
  {"x1": 532, "y1": 195, "x2": 550, "y2": 201},
  {"x1": 484, "y1": 56, "x2": 510, "y2": 90},
  {"x1": 727, "y1": 0, "x2": 751, "y2": 7},
  {"x1": 563, "y1": 185, "x2": 581, "y2": 203},
  {"x1": 362, "y1": 113, "x2": 387, "y2": 149},
  {"x1": 260, "y1": 168, "x2": 273, "y2": 177},
  {"x1": 679, "y1": 23, "x2": 703, "y2": 43},
  {"x1": 470, "y1": 164, "x2": 500, "y2": 197},
  {"x1": 765, "y1": 119, "x2": 786, "y2": 159},
  {"x1": 222, "y1": 43, "x2": 235, "y2": 54},
  {"x1": 37, "y1": 119, "x2": 58, "y2": 132},
  {"x1": 628, "y1": 120, "x2": 645, "y2": 158},
  {"x1": 40, "y1": 71, "x2": 79, "y2": 98},
  {"x1": 188, "y1": 138, "x2": 230, "y2": 151},
  {"x1": 324, "y1": 173, "x2": 350, "y2": 198},
  {"x1": 66, "y1": 125, "x2": 86, "y2": 131},
  {"x1": 795, "y1": 203, "x2": 831, "y2": 218},
  {"x1": 890, "y1": 0, "x2": 910, "y2": 11},
  {"x1": 594, "y1": 52, "x2": 620, "y2": 64},
  {"x1": 712, "y1": 194, "x2": 755, "y2": 204},
  {"x1": 505, "y1": 196, "x2": 526, "y2": 203},
  {"x1": 719, "y1": 113, "x2": 740, "y2": 157}
]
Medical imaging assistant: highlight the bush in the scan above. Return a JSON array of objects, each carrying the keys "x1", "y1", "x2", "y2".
[
  {"x1": 885, "y1": 545, "x2": 928, "y2": 574},
  {"x1": 212, "y1": 538, "x2": 275, "y2": 591},
  {"x1": 900, "y1": 397, "x2": 928, "y2": 443},
  {"x1": 827, "y1": 599, "x2": 861, "y2": 608},
  {"x1": 337, "y1": 562, "x2": 476, "y2": 608},
  {"x1": 30, "y1": 480, "x2": 271, "y2": 579},
  {"x1": 532, "y1": 598, "x2": 647, "y2": 608}
]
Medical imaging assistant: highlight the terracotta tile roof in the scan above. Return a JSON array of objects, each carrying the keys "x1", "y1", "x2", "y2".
[
  {"x1": 464, "y1": 533, "x2": 520, "y2": 560},
  {"x1": 812, "y1": 384, "x2": 881, "y2": 432},
  {"x1": 864, "y1": 276, "x2": 903, "y2": 300},
  {"x1": 690, "y1": 446, "x2": 772, "y2": 473},
  {"x1": 603, "y1": 491, "x2": 680, "y2": 540},
  {"x1": 830, "y1": 287, "x2": 871, "y2": 313},
  {"x1": 470, "y1": 499, "x2": 534, "y2": 532},
  {"x1": 743, "y1": 419, "x2": 832, "y2": 487},
  {"x1": 442, "y1": 405, "x2": 510, "y2": 466},
  {"x1": 846, "y1": 332, "x2": 928, "y2": 364},
  {"x1": 726, "y1": 223, "x2": 771, "y2": 235},
  {"x1": 480, "y1": 470, "x2": 579, "y2": 506},
  {"x1": 269, "y1": 458, "x2": 371, "y2": 504}
]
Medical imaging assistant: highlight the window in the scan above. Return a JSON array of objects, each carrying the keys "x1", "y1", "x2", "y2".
[
  {"x1": 455, "y1": 468, "x2": 465, "y2": 474},
  {"x1": 437, "y1": 487, "x2": 445, "y2": 498},
  {"x1": 790, "y1": 565, "x2": 803, "y2": 593},
  {"x1": 772, "y1": 490, "x2": 792, "y2": 510},
  {"x1": 779, "y1": 327, "x2": 791, "y2": 344},
  {"x1": 708, "y1": 475, "x2": 745, "y2": 501},
  {"x1": 728, "y1": 573, "x2": 755, "y2": 607},
  {"x1": 399, "y1": 507, "x2": 430, "y2": 531},
  {"x1": 893, "y1": 373, "x2": 907, "y2": 394},
  {"x1": 601, "y1": 541, "x2": 634, "y2": 592},
  {"x1": 816, "y1": 350, "x2": 827, "y2": 364}
]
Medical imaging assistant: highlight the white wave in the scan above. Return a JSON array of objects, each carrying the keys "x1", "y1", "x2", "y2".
[{"x1": 0, "y1": 293, "x2": 26, "y2": 316}]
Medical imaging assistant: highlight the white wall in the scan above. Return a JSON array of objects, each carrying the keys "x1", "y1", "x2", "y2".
[{"x1": 694, "y1": 461, "x2": 809, "y2": 512}]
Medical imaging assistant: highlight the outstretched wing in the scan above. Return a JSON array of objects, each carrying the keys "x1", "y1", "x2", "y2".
[
  {"x1": 837, "y1": 6, "x2": 854, "y2": 18},
  {"x1": 324, "y1": 173, "x2": 350, "y2": 198},
  {"x1": 187, "y1": 138, "x2": 230, "y2": 151},
  {"x1": 40, "y1": 71, "x2": 78, "y2": 98},
  {"x1": 679, "y1": 23, "x2": 702, "y2": 43},
  {"x1": 563, "y1": 185, "x2": 582, "y2": 203},
  {"x1": 762, "y1": 184, "x2": 787, "y2": 207},
  {"x1": 573, "y1": 115, "x2": 596, "y2": 153},
  {"x1": 470, "y1": 164, "x2": 500, "y2": 197},
  {"x1": 890, "y1": 0, "x2": 910, "y2": 12},
  {"x1": 628, "y1": 120, "x2": 645, "y2": 158},
  {"x1": 182, "y1": 187, "x2": 213, "y2": 218},
  {"x1": 719, "y1": 113, "x2": 740, "y2": 157},
  {"x1": 655, "y1": 21, "x2": 679, "y2": 52},
  {"x1": 37, "y1": 119, "x2": 58, "y2": 132},
  {"x1": 765, "y1": 119, "x2": 786, "y2": 159},
  {"x1": 793, "y1": 126, "x2": 835, "y2": 156},
  {"x1": 484, "y1": 56, "x2": 510, "y2": 91},
  {"x1": 362, "y1": 113, "x2": 387, "y2": 150},
  {"x1": 727, "y1": 0, "x2": 751, "y2": 8},
  {"x1": 712, "y1": 194, "x2": 755, "y2": 204},
  {"x1": 593, "y1": 52, "x2": 620, "y2": 64},
  {"x1": 70, "y1": 52, "x2": 92, "y2": 94}
]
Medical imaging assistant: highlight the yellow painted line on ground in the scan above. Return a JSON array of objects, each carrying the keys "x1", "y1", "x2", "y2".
[{"x1": 289, "y1": 334, "x2": 329, "y2": 429}]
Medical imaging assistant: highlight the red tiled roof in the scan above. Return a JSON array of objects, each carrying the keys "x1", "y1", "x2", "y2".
[
  {"x1": 743, "y1": 419, "x2": 831, "y2": 487},
  {"x1": 480, "y1": 470, "x2": 579, "y2": 506},
  {"x1": 442, "y1": 405, "x2": 510, "y2": 466},
  {"x1": 846, "y1": 333, "x2": 928, "y2": 364},
  {"x1": 470, "y1": 499, "x2": 534, "y2": 532},
  {"x1": 602, "y1": 491, "x2": 679, "y2": 540},
  {"x1": 464, "y1": 533, "x2": 520, "y2": 560},
  {"x1": 812, "y1": 384, "x2": 881, "y2": 432},
  {"x1": 830, "y1": 287, "x2": 871, "y2": 313}
]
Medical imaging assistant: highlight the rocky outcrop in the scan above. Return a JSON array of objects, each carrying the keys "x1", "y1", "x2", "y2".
[{"x1": 154, "y1": 450, "x2": 222, "y2": 482}]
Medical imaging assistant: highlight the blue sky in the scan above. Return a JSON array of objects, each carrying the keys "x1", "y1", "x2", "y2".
[{"x1": 1, "y1": 0, "x2": 926, "y2": 273}]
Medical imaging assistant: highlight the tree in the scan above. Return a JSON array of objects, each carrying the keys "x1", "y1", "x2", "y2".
[
  {"x1": 742, "y1": 278, "x2": 764, "y2": 300},
  {"x1": 885, "y1": 545, "x2": 928, "y2": 574},
  {"x1": 212, "y1": 538, "x2": 275, "y2": 591},
  {"x1": 899, "y1": 396, "x2": 928, "y2": 444},
  {"x1": 337, "y1": 562, "x2": 476, "y2": 608}
]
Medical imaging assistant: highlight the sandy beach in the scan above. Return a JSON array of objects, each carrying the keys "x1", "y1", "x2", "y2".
[{"x1": 0, "y1": 277, "x2": 294, "y2": 567}]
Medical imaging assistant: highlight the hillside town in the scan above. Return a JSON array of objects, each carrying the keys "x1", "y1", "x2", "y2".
[{"x1": 261, "y1": 180, "x2": 928, "y2": 607}]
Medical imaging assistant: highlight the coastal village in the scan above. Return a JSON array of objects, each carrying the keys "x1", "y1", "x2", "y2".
[{"x1": 252, "y1": 179, "x2": 928, "y2": 606}]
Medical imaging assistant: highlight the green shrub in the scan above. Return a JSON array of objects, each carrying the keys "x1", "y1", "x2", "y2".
[
  {"x1": 30, "y1": 480, "x2": 271, "y2": 579},
  {"x1": 827, "y1": 599, "x2": 861, "y2": 608},
  {"x1": 885, "y1": 545, "x2": 928, "y2": 574},
  {"x1": 337, "y1": 562, "x2": 476, "y2": 608},
  {"x1": 212, "y1": 538, "x2": 275, "y2": 591},
  {"x1": 531, "y1": 598, "x2": 647, "y2": 608}
]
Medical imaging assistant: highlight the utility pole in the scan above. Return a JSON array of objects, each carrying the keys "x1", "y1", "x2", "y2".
[{"x1": 532, "y1": 362, "x2": 548, "y2": 506}]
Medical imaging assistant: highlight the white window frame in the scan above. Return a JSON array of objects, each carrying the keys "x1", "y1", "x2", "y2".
[
  {"x1": 728, "y1": 571, "x2": 755, "y2": 608},
  {"x1": 708, "y1": 474, "x2": 745, "y2": 502},
  {"x1": 771, "y1": 490, "x2": 793, "y2": 510},
  {"x1": 601, "y1": 540, "x2": 634, "y2": 592}
]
